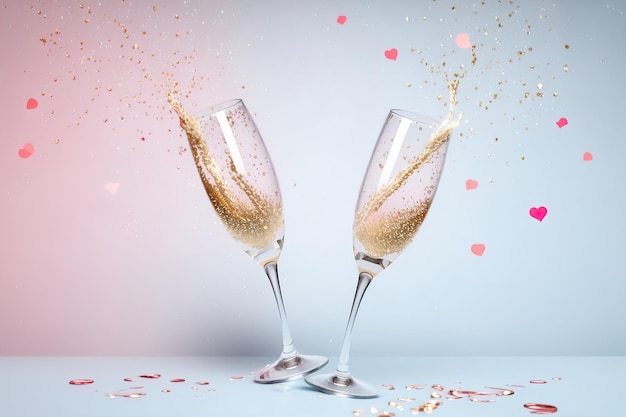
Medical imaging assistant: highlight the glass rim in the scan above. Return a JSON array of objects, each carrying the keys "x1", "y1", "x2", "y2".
[
  {"x1": 389, "y1": 109, "x2": 440, "y2": 127},
  {"x1": 193, "y1": 98, "x2": 244, "y2": 117}
]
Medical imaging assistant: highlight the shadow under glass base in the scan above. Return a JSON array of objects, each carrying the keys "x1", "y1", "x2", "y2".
[
  {"x1": 254, "y1": 354, "x2": 328, "y2": 384},
  {"x1": 304, "y1": 372, "x2": 378, "y2": 398}
]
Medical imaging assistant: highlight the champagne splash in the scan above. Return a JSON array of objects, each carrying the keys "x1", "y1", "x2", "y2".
[
  {"x1": 354, "y1": 79, "x2": 461, "y2": 259},
  {"x1": 167, "y1": 89, "x2": 283, "y2": 250}
]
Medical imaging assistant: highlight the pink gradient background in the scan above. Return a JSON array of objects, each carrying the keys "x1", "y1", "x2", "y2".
[{"x1": 2, "y1": 0, "x2": 625, "y2": 356}]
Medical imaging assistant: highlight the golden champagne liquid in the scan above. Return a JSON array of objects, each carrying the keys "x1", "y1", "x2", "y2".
[{"x1": 168, "y1": 93, "x2": 283, "y2": 250}]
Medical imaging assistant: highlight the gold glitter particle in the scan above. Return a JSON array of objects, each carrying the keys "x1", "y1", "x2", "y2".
[
  {"x1": 563, "y1": 64, "x2": 569, "y2": 72},
  {"x1": 411, "y1": 400, "x2": 441, "y2": 414},
  {"x1": 564, "y1": 44, "x2": 570, "y2": 49}
]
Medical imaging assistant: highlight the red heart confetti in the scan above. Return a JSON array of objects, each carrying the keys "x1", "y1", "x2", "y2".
[
  {"x1": 18, "y1": 143, "x2": 34, "y2": 158},
  {"x1": 384, "y1": 48, "x2": 398, "y2": 61},
  {"x1": 455, "y1": 33, "x2": 472, "y2": 49},
  {"x1": 337, "y1": 15, "x2": 347, "y2": 25},
  {"x1": 26, "y1": 98, "x2": 38, "y2": 110},
  {"x1": 556, "y1": 117, "x2": 568, "y2": 128},
  {"x1": 69, "y1": 379, "x2": 94, "y2": 385},
  {"x1": 529, "y1": 206, "x2": 548, "y2": 222},
  {"x1": 471, "y1": 244, "x2": 485, "y2": 256},
  {"x1": 583, "y1": 151, "x2": 593, "y2": 161},
  {"x1": 465, "y1": 179, "x2": 478, "y2": 190}
]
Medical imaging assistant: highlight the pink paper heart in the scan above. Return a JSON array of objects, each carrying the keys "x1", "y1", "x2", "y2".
[
  {"x1": 471, "y1": 244, "x2": 485, "y2": 256},
  {"x1": 455, "y1": 33, "x2": 471, "y2": 49},
  {"x1": 556, "y1": 117, "x2": 568, "y2": 128},
  {"x1": 465, "y1": 179, "x2": 478, "y2": 190},
  {"x1": 26, "y1": 98, "x2": 38, "y2": 110},
  {"x1": 337, "y1": 15, "x2": 347, "y2": 25},
  {"x1": 384, "y1": 48, "x2": 398, "y2": 61},
  {"x1": 18, "y1": 143, "x2": 34, "y2": 158},
  {"x1": 583, "y1": 152, "x2": 593, "y2": 161},
  {"x1": 105, "y1": 182, "x2": 120, "y2": 195},
  {"x1": 529, "y1": 206, "x2": 547, "y2": 222}
]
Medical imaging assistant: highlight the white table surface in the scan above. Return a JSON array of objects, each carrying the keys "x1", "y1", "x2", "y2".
[{"x1": 0, "y1": 356, "x2": 622, "y2": 416}]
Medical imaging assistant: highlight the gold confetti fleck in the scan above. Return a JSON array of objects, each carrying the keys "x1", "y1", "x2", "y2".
[
  {"x1": 563, "y1": 64, "x2": 569, "y2": 72},
  {"x1": 564, "y1": 44, "x2": 570, "y2": 49},
  {"x1": 411, "y1": 400, "x2": 441, "y2": 414}
]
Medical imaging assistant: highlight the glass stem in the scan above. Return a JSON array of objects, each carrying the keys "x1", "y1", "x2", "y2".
[
  {"x1": 335, "y1": 272, "x2": 373, "y2": 381},
  {"x1": 264, "y1": 261, "x2": 297, "y2": 361}
]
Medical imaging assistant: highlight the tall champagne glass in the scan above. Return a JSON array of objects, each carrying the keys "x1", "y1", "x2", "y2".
[
  {"x1": 170, "y1": 97, "x2": 328, "y2": 383},
  {"x1": 305, "y1": 108, "x2": 458, "y2": 397}
]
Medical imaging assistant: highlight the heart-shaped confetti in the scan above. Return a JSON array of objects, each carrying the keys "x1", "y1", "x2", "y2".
[
  {"x1": 26, "y1": 98, "x2": 38, "y2": 110},
  {"x1": 583, "y1": 152, "x2": 593, "y2": 161},
  {"x1": 18, "y1": 143, "x2": 34, "y2": 158},
  {"x1": 529, "y1": 206, "x2": 547, "y2": 222},
  {"x1": 556, "y1": 117, "x2": 568, "y2": 128},
  {"x1": 471, "y1": 244, "x2": 485, "y2": 256},
  {"x1": 465, "y1": 179, "x2": 478, "y2": 190},
  {"x1": 105, "y1": 182, "x2": 120, "y2": 195},
  {"x1": 337, "y1": 15, "x2": 347, "y2": 25},
  {"x1": 384, "y1": 48, "x2": 398, "y2": 61},
  {"x1": 455, "y1": 33, "x2": 472, "y2": 49}
]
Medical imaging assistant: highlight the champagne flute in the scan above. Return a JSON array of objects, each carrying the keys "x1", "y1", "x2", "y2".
[
  {"x1": 305, "y1": 108, "x2": 458, "y2": 397},
  {"x1": 170, "y1": 97, "x2": 328, "y2": 383}
]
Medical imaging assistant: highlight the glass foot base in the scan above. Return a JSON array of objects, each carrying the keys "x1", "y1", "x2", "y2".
[
  {"x1": 305, "y1": 372, "x2": 378, "y2": 398},
  {"x1": 254, "y1": 354, "x2": 328, "y2": 384}
]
